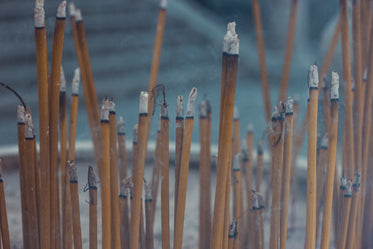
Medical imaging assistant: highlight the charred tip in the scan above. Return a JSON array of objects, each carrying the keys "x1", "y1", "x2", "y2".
[
  {"x1": 100, "y1": 98, "x2": 110, "y2": 122},
  {"x1": 320, "y1": 133, "x2": 328, "y2": 149},
  {"x1": 353, "y1": 172, "x2": 361, "y2": 189},
  {"x1": 59, "y1": 66, "x2": 66, "y2": 92},
  {"x1": 161, "y1": 102, "x2": 168, "y2": 117},
  {"x1": 88, "y1": 166, "x2": 97, "y2": 188},
  {"x1": 233, "y1": 106, "x2": 239, "y2": 120},
  {"x1": 344, "y1": 180, "x2": 352, "y2": 197},
  {"x1": 71, "y1": 67, "x2": 80, "y2": 95},
  {"x1": 68, "y1": 161, "x2": 78, "y2": 182},
  {"x1": 117, "y1": 116, "x2": 125, "y2": 134},
  {"x1": 232, "y1": 153, "x2": 241, "y2": 171},
  {"x1": 75, "y1": 9, "x2": 82, "y2": 21},
  {"x1": 228, "y1": 220, "x2": 238, "y2": 238},
  {"x1": 34, "y1": 0, "x2": 45, "y2": 28},
  {"x1": 308, "y1": 64, "x2": 319, "y2": 89},
  {"x1": 17, "y1": 105, "x2": 25, "y2": 124},
  {"x1": 109, "y1": 98, "x2": 116, "y2": 114},
  {"x1": 285, "y1": 97, "x2": 293, "y2": 114},
  {"x1": 68, "y1": 2, "x2": 76, "y2": 17},
  {"x1": 25, "y1": 112, "x2": 34, "y2": 139},
  {"x1": 176, "y1": 95, "x2": 184, "y2": 117},
  {"x1": 199, "y1": 100, "x2": 208, "y2": 118},
  {"x1": 186, "y1": 87, "x2": 198, "y2": 117},
  {"x1": 330, "y1": 71, "x2": 339, "y2": 100},
  {"x1": 139, "y1": 91, "x2": 149, "y2": 114},
  {"x1": 56, "y1": 0, "x2": 67, "y2": 18},
  {"x1": 160, "y1": 0, "x2": 168, "y2": 9},
  {"x1": 144, "y1": 180, "x2": 152, "y2": 201}
]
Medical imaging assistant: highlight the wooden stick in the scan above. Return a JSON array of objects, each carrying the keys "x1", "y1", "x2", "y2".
[
  {"x1": 245, "y1": 124, "x2": 254, "y2": 249},
  {"x1": 228, "y1": 221, "x2": 237, "y2": 249},
  {"x1": 62, "y1": 158, "x2": 73, "y2": 249},
  {"x1": 68, "y1": 161, "x2": 82, "y2": 249},
  {"x1": 251, "y1": 0, "x2": 271, "y2": 122},
  {"x1": 139, "y1": 199, "x2": 146, "y2": 249},
  {"x1": 305, "y1": 65, "x2": 319, "y2": 249},
  {"x1": 279, "y1": 98, "x2": 294, "y2": 249},
  {"x1": 129, "y1": 92, "x2": 150, "y2": 249},
  {"x1": 108, "y1": 99, "x2": 121, "y2": 249},
  {"x1": 150, "y1": 122, "x2": 160, "y2": 228},
  {"x1": 252, "y1": 191, "x2": 265, "y2": 249},
  {"x1": 210, "y1": 22, "x2": 239, "y2": 249},
  {"x1": 147, "y1": 0, "x2": 168, "y2": 116},
  {"x1": 100, "y1": 99, "x2": 111, "y2": 249},
  {"x1": 320, "y1": 72, "x2": 339, "y2": 249},
  {"x1": 231, "y1": 154, "x2": 242, "y2": 249},
  {"x1": 199, "y1": 100, "x2": 211, "y2": 249},
  {"x1": 256, "y1": 140, "x2": 264, "y2": 192},
  {"x1": 117, "y1": 116, "x2": 127, "y2": 184},
  {"x1": 88, "y1": 166, "x2": 97, "y2": 249},
  {"x1": 337, "y1": 180, "x2": 353, "y2": 249},
  {"x1": 34, "y1": 2, "x2": 50, "y2": 247},
  {"x1": 144, "y1": 181, "x2": 154, "y2": 249},
  {"x1": 0, "y1": 160, "x2": 10, "y2": 249},
  {"x1": 278, "y1": 0, "x2": 299, "y2": 102},
  {"x1": 74, "y1": 9, "x2": 101, "y2": 164},
  {"x1": 321, "y1": 77, "x2": 331, "y2": 130},
  {"x1": 269, "y1": 104, "x2": 285, "y2": 249},
  {"x1": 173, "y1": 88, "x2": 198, "y2": 249},
  {"x1": 67, "y1": 68, "x2": 80, "y2": 162},
  {"x1": 222, "y1": 152, "x2": 232, "y2": 249},
  {"x1": 120, "y1": 178, "x2": 131, "y2": 249}
]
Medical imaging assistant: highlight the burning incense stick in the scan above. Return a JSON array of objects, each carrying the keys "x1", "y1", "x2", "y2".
[
  {"x1": 68, "y1": 161, "x2": 82, "y2": 249},
  {"x1": 174, "y1": 87, "x2": 197, "y2": 249},
  {"x1": 199, "y1": 100, "x2": 211, "y2": 249},
  {"x1": 139, "y1": 198, "x2": 146, "y2": 249},
  {"x1": 305, "y1": 65, "x2": 319, "y2": 249},
  {"x1": 0, "y1": 160, "x2": 10, "y2": 249},
  {"x1": 210, "y1": 22, "x2": 239, "y2": 249},
  {"x1": 129, "y1": 92, "x2": 150, "y2": 249},
  {"x1": 160, "y1": 103, "x2": 170, "y2": 249},
  {"x1": 88, "y1": 166, "x2": 97, "y2": 249},
  {"x1": 245, "y1": 123, "x2": 254, "y2": 249},
  {"x1": 252, "y1": 191, "x2": 264, "y2": 249},
  {"x1": 256, "y1": 140, "x2": 264, "y2": 192},
  {"x1": 279, "y1": 98, "x2": 294, "y2": 249},
  {"x1": 227, "y1": 221, "x2": 237, "y2": 249},
  {"x1": 34, "y1": 2, "x2": 50, "y2": 246},
  {"x1": 278, "y1": 0, "x2": 299, "y2": 102},
  {"x1": 120, "y1": 178, "x2": 131, "y2": 249},
  {"x1": 68, "y1": 68, "x2": 80, "y2": 162},
  {"x1": 62, "y1": 161, "x2": 73, "y2": 249},
  {"x1": 109, "y1": 99, "x2": 121, "y2": 249},
  {"x1": 118, "y1": 117, "x2": 127, "y2": 183},
  {"x1": 231, "y1": 154, "x2": 242, "y2": 249},
  {"x1": 320, "y1": 72, "x2": 339, "y2": 249},
  {"x1": 147, "y1": 0, "x2": 168, "y2": 116},
  {"x1": 100, "y1": 99, "x2": 111, "y2": 249},
  {"x1": 144, "y1": 181, "x2": 154, "y2": 249},
  {"x1": 321, "y1": 77, "x2": 331, "y2": 129}
]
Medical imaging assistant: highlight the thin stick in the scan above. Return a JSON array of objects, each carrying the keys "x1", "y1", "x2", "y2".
[
  {"x1": 252, "y1": 192, "x2": 265, "y2": 249},
  {"x1": 222, "y1": 153, "x2": 232, "y2": 249},
  {"x1": 0, "y1": 160, "x2": 10, "y2": 249},
  {"x1": 278, "y1": 0, "x2": 299, "y2": 102},
  {"x1": 245, "y1": 124, "x2": 254, "y2": 249},
  {"x1": 150, "y1": 122, "x2": 160, "y2": 227},
  {"x1": 256, "y1": 140, "x2": 264, "y2": 192},
  {"x1": 338, "y1": 181, "x2": 353, "y2": 249},
  {"x1": 210, "y1": 22, "x2": 239, "y2": 249},
  {"x1": 88, "y1": 166, "x2": 97, "y2": 249},
  {"x1": 144, "y1": 181, "x2": 154, "y2": 249},
  {"x1": 147, "y1": 0, "x2": 168, "y2": 116},
  {"x1": 109, "y1": 99, "x2": 121, "y2": 249},
  {"x1": 173, "y1": 88, "x2": 198, "y2": 249},
  {"x1": 279, "y1": 98, "x2": 294, "y2": 249},
  {"x1": 69, "y1": 161, "x2": 82, "y2": 249},
  {"x1": 62, "y1": 158, "x2": 73, "y2": 249},
  {"x1": 231, "y1": 154, "x2": 242, "y2": 249},
  {"x1": 199, "y1": 100, "x2": 211, "y2": 249},
  {"x1": 34, "y1": 2, "x2": 50, "y2": 247},
  {"x1": 117, "y1": 117, "x2": 127, "y2": 184},
  {"x1": 251, "y1": 0, "x2": 271, "y2": 122},
  {"x1": 100, "y1": 99, "x2": 111, "y2": 249},
  {"x1": 120, "y1": 178, "x2": 131, "y2": 249},
  {"x1": 139, "y1": 199, "x2": 146, "y2": 249},
  {"x1": 129, "y1": 92, "x2": 149, "y2": 249},
  {"x1": 228, "y1": 221, "x2": 237, "y2": 249},
  {"x1": 320, "y1": 72, "x2": 339, "y2": 249}
]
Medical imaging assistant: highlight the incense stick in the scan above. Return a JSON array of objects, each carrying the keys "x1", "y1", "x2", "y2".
[
  {"x1": 0, "y1": 160, "x2": 10, "y2": 249},
  {"x1": 245, "y1": 123, "x2": 254, "y2": 249},
  {"x1": 88, "y1": 166, "x2": 97, "y2": 249},
  {"x1": 150, "y1": 121, "x2": 160, "y2": 228},
  {"x1": 256, "y1": 140, "x2": 264, "y2": 192},
  {"x1": 68, "y1": 161, "x2": 82, "y2": 249},
  {"x1": 117, "y1": 117, "x2": 127, "y2": 185},
  {"x1": 67, "y1": 68, "x2": 80, "y2": 162},
  {"x1": 144, "y1": 181, "x2": 154, "y2": 249},
  {"x1": 210, "y1": 22, "x2": 239, "y2": 249},
  {"x1": 252, "y1": 191, "x2": 264, "y2": 249},
  {"x1": 120, "y1": 177, "x2": 131, "y2": 249},
  {"x1": 174, "y1": 87, "x2": 197, "y2": 249}
]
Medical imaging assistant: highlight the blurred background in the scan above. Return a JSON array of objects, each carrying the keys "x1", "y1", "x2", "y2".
[{"x1": 0, "y1": 0, "x2": 342, "y2": 155}]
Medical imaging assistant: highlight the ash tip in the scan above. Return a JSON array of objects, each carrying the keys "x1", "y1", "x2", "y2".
[
  {"x1": 285, "y1": 97, "x2": 294, "y2": 114},
  {"x1": 308, "y1": 64, "x2": 319, "y2": 88},
  {"x1": 232, "y1": 153, "x2": 240, "y2": 171},
  {"x1": 321, "y1": 75, "x2": 329, "y2": 89},
  {"x1": 257, "y1": 140, "x2": 264, "y2": 154},
  {"x1": 56, "y1": 0, "x2": 67, "y2": 18},
  {"x1": 228, "y1": 220, "x2": 238, "y2": 238},
  {"x1": 161, "y1": 103, "x2": 168, "y2": 117},
  {"x1": 60, "y1": 66, "x2": 66, "y2": 92},
  {"x1": 17, "y1": 105, "x2": 25, "y2": 124},
  {"x1": 68, "y1": 2, "x2": 76, "y2": 17},
  {"x1": 88, "y1": 166, "x2": 97, "y2": 188},
  {"x1": 139, "y1": 91, "x2": 149, "y2": 114},
  {"x1": 144, "y1": 180, "x2": 152, "y2": 201},
  {"x1": 252, "y1": 191, "x2": 259, "y2": 209},
  {"x1": 271, "y1": 106, "x2": 280, "y2": 120},
  {"x1": 176, "y1": 96, "x2": 184, "y2": 117},
  {"x1": 363, "y1": 68, "x2": 368, "y2": 82},
  {"x1": 109, "y1": 98, "x2": 116, "y2": 114},
  {"x1": 160, "y1": 0, "x2": 168, "y2": 9},
  {"x1": 340, "y1": 175, "x2": 347, "y2": 190},
  {"x1": 353, "y1": 172, "x2": 361, "y2": 189},
  {"x1": 121, "y1": 176, "x2": 133, "y2": 197},
  {"x1": 223, "y1": 22, "x2": 239, "y2": 55},
  {"x1": 186, "y1": 87, "x2": 198, "y2": 117},
  {"x1": 257, "y1": 192, "x2": 264, "y2": 209},
  {"x1": 25, "y1": 112, "x2": 34, "y2": 138},
  {"x1": 330, "y1": 71, "x2": 339, "y2": 100},
  {"x1": 344, "y1": 180, "x2": 352, "y2": 197},
  {"x1": 233, "y1": 106, "x2": 239, "y2": 120},
  {"x1": 133, "y1": 124, "x2": 138, "y2": 143},
  {"x1": 199, "y1": 100, "x2": 208, "y2": 118},
  {"x1": 68, "y1": 161, "x2": 78, "y2": 182},
  {"x1": 247, "y1": 123, "x2": 254, "y2": 133},
  {"x1": 117, "y1": 116, "x2": 125, "y2": 134},
  {"x1": 100, "y1": 98, "x2": 110, "y2": 121},
  {"x1": 34, "y1": 0, "x2": 45, "y2": 28},
  {"x1": 75, "y1": 9, "x2": 82, "y2": 21},
  {"x1": 72, "y1": 67, "x2": 80, "y2": 95},
  {"x1": 320, "y1": 133, "x2": 328, "y2": 149},
  {"x1": 293, "y1": 93, "x2": 300, "y2": 104}
]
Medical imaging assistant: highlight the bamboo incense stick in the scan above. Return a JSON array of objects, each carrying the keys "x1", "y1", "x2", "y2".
[
  {"x1": 100, "y1": 99, "x2": 111, "y2": 249},
  {"x1": 129, "y1": 92, "x2": 150, "y2": 249},
  {"x1": 320, "y1": 72, "x2": 340, "y2": 249},
  {"x1": 228, "y1": 221, "x2": 237, "y2": 249},
  {"x1": 173, "y1": 88, "x2": 198, "y2": 249},
  {"x1": 279, "y1": 98, "x2": 294, "y2": 249},
  {"x1": 144, "y1": 181, "x2": 154, "y2": 249},
  {"x1": 68, "y1": 161, "x2": 82, "y2": 249},
  {"x1": 150, "y1": 121, "x2": 160, "y2": 228},
  {"x1": 210, "y1": 22, "x2": 239, "y2": 249},
  {"x1": 118, "y1": 117, "x2": 127, "y2": 184},
  {"x1": 120, "y1": 178, "x2": 131, "y2": 249},
  {"x1": 256, "y1": 140, "x2": 264, "y2": 192},
  {"x1": 34, "y1": 2, "x2": 50, "y2": 247},
  {"x1": 252, "y1": 191, "x2": 264, "y2": 249},
  {"x1": 139, "y1": 198, "x2": 146, "y2": 249},
  {"x1": 199, "y1": 100, "x2": 211, "y2": 249},
  {"x1": 88, "y1": 166, "x2": 97, "y2": 249},
  {"x1": 62, "y1": 159, "x2": 73, "y2": 249},
  {"x1": 109, "y1": 99, "x2": 121, "y2": 249},
  {"x1": 160, "y1": 103, "x2": 170, "y2": 249},
  {"x1": 251, "y1": 0, "x2": 271, "y2": 122},
  {"x1": 0, "y1": 160, "x2": 10, "y2": 249},
  {"x1": 278, "y1": 0, "x2": 299, "y2": 102},
  {"x1": 305, "y1": 65, "x2": 319, "y2": 249},
  {"x1": 67, "y1": 68, "x2": 80, "y2": 162},
  {"x1": 132, "y1": 124, "x2": 138, "y2": 177},
  {"x1": 222, "y1": 151, "x2": 232, "y2": 249},
  {"x1": 147, "y1": 0, "x2": 168, "y2": 116},
  {"x1": 338, "y1": 180, "x2": 353, "y2": 249},
  {"x1": 231, "y1": 154, "x2": 242, "y2": 249},
  {"x1": 245, "y1": 123, "x2": 254, "y2": 249}
]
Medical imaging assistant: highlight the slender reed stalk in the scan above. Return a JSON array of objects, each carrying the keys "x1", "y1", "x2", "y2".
[
  {"x1": 0, "y1": 160, "x2": 10, "y2": 249},
  {"x1": 68, "y1": 161, "x2": 82, "y2": 249},
  {"x1": 139, "y1": 199, "x2": 146, "y2": 249},
  {"x1": 88, "y1": 166, "x2": 97, "y2": 249}
]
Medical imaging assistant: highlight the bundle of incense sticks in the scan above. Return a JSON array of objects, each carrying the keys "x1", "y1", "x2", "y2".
[{"x1": 5, "y1": 0, "x2": 373, "y2": 248}]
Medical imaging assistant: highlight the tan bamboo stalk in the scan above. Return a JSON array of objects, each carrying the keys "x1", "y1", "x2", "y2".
[
  {"x1": 147, "y1": 0, "x2": 168, "y2": 116},
  {"x1": 17, "y1": 106, "x2": 29, "y2": 249},
  {"x1": 231, "y1": 154, "x2": 242, "y2": 249},
  {"x1": 199, "y1": 100, "x2": 211, "y2": 249},
  {"x1": 67, "y1": 68, "x2": 80, "y2": 162},
  {"x1": 251, "y1": 0, "x2": 271, "y2": 122},
  {"x1": 305, "y1": 65, "x2": 319, "y2": 249},
  {"x1": 210, "y1": 22, "x2": 239, "y2": 249},
  {"x1": 74, "y1": 9, "x2": 101, "y2": 163},
  {"x1": 278, "y1": 0, "x2": 299, "y2": 102},
  {"x1": 279, "y1": 98, "x2": 294, "y2": 249},
  {"x1": 256, "y1": 140, "x2": 264, "y2": 192},
  {"x1": 100, "y1": 99, "x2": 111, "y2": 249},
  {"x1": 32, "y1": 134, "x2": 41, "y2": 222},
  {"x1": 150, "y1": 121, "x2": 160, "y2": 228},
  {"x1": 24, "y1": 112, "x2": 40, "y2": 249},
  {"x1": 0, "y1": 160, "x2": 10, "y2": 249},
  {"x1": 332, "y1": 163, "x2": 340, "y2": 244},
  {"x1": 120, "y1": 178, "x2": 131, "y2": 249},
  {"x1": 34, "y1": 2, "x2": 50, "y2": 247},
  {"x1": 228, "y1": 221, "x2": 237, "y2": 249},
  {"x1": 139, "y1": 199, "x2": 146, "y2": 249},
  {"x1": 62, "y1": 159, "x2": 73, "y2": 249},
  {"x1": 252, "y1": 191, "x2": 265, "y2": 249},
  {"x1": 68, "y1": 161, "x2": 82, "y2": 249},
  {"x1": 144, "y1": 181, "x2": 154, "y2": 249},
  {"x1": 129, "y1": 92, "x2": 150, "y2": 249},
  {"x1": 88, "y1": 166, "x2": 97, "y2": 249},
  {"x1": 338, "y1": 180, "x2": 353, "y2": 249},
  {"x1": 117, "y1": 116, "x2": 127, "y2": 184},
  {"x1": 222, "y1": 153, "x2": 232, "y2": 249},
  {"x1": 174, "y1": 96, "x2": 184, "y2": 229},
  {"x1": 245, "y1": 124, "x2": 254, "y2": 249},
  {"x1": 320, "y1": 72, "x2": 339, "y2": 249},
  {"x1": 361, "y1": 0, "x2": 371, "y2": 66},
  {"x1": 174, "y1": 88, "x2": 198, "y2": 249},
  {"x1": 108, "y1": 99, "x2": 121, "y2": 249},
  {"x1": 269, "y1": 104, "x2": 285, "y2": 249}
]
